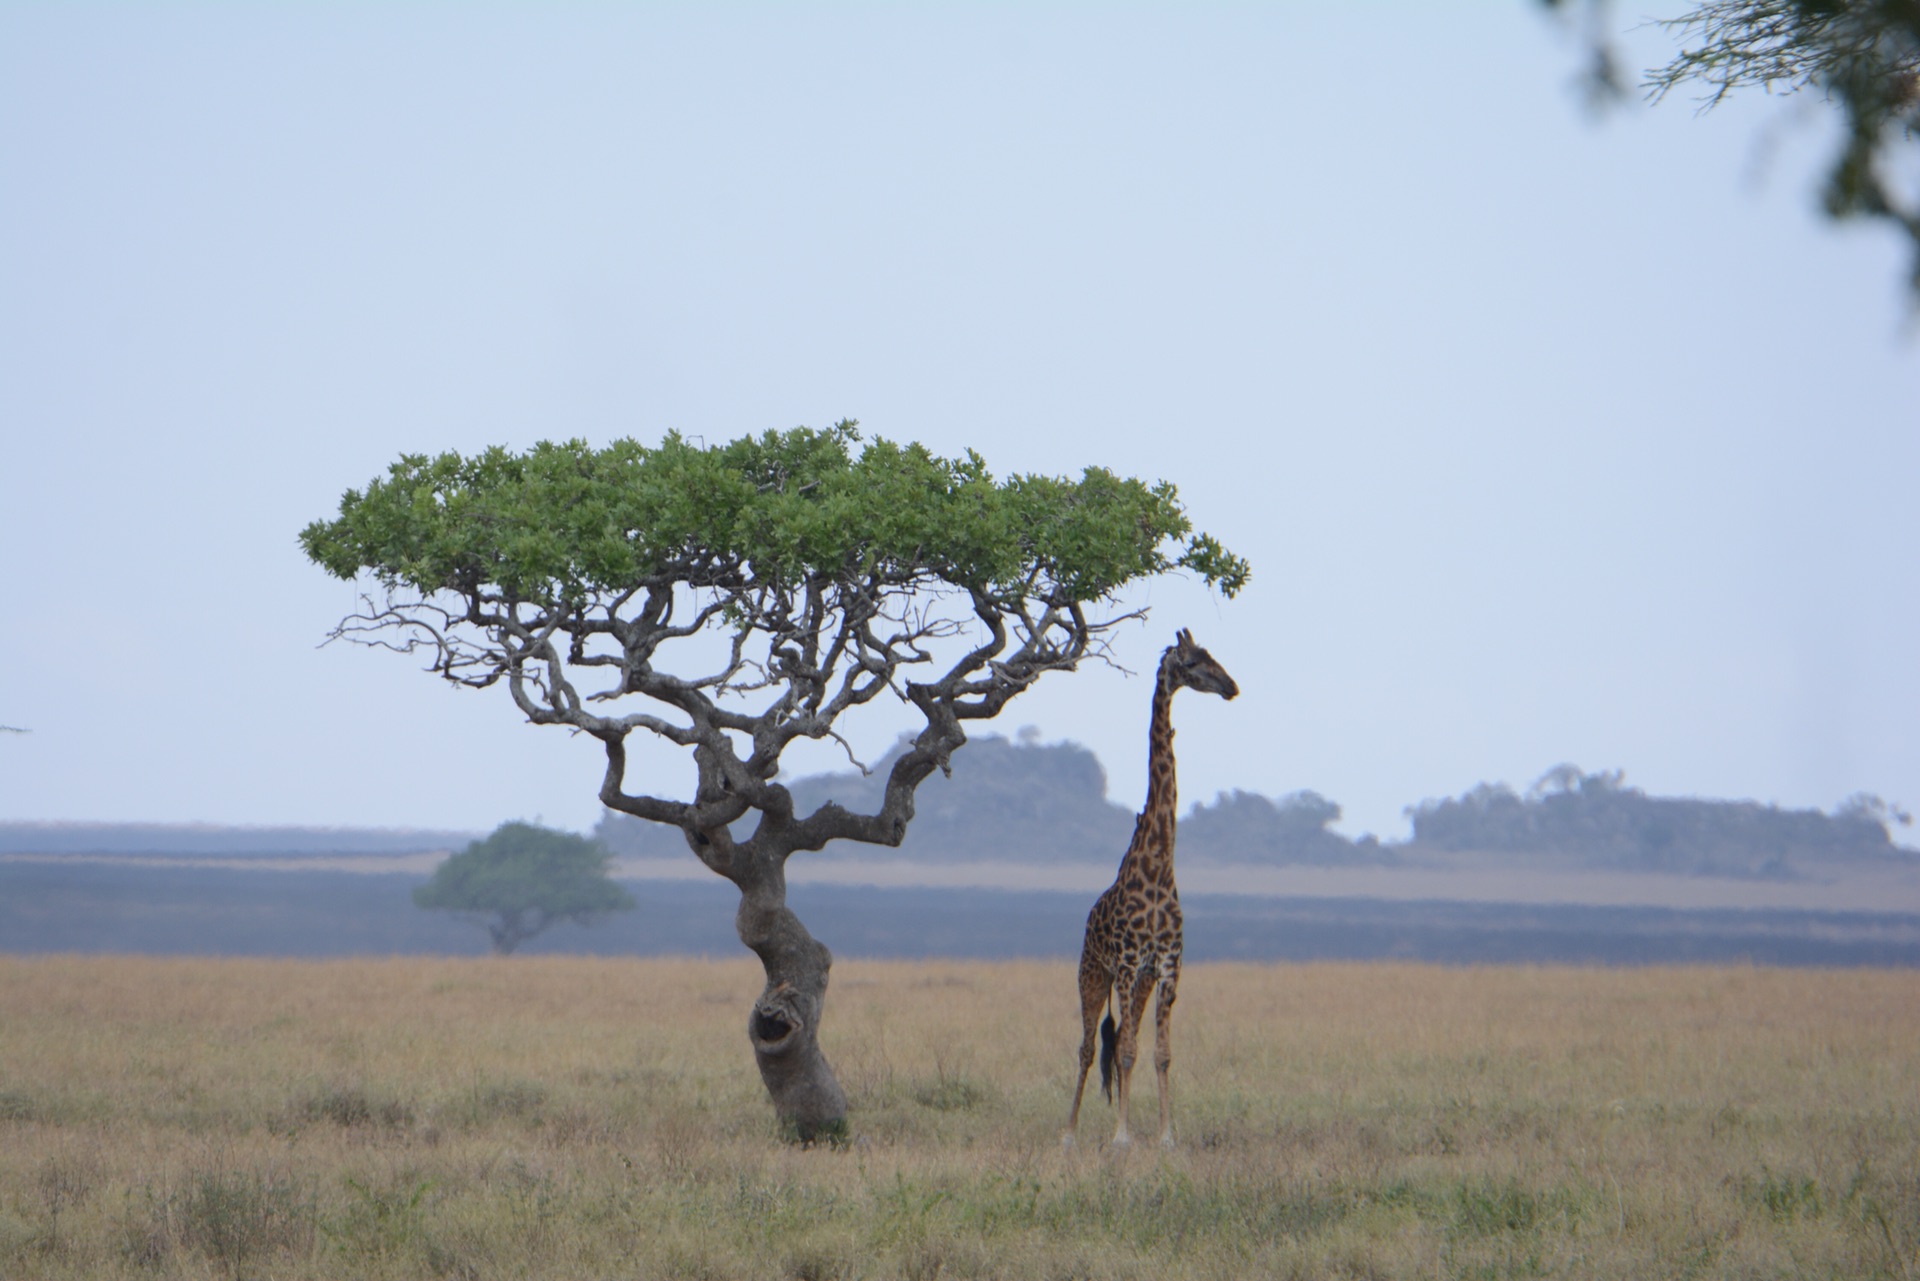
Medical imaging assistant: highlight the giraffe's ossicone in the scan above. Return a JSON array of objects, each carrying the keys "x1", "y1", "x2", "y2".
[{"x1": 1066, "y1": 628, "x2": 1238, "y2": 1150}]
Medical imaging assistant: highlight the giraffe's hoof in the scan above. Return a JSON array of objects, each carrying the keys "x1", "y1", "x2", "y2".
[
  {"x1": 1111, "y1": 1130, "x2": 1132, "y2": 1150},
  {"x1": 1159, "y1": 1132, "x2": 1176, "y2": 1150},
  {"x1": 1061, "y1": 1132, "x2": 1077, "y2": 1152}
]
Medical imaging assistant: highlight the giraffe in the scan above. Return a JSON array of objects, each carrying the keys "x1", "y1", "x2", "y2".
[{"x1": 1066, "y1": 628, "x2": 1238, "y2": 1149}]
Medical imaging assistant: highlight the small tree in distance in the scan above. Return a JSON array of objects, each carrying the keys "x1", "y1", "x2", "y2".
[
  {"x1": 414, "y1": 821, "x2": 636, "y2": 955},
  {"x1": 302, "y1": 421, "x2": 1247, "y2": 1140}
]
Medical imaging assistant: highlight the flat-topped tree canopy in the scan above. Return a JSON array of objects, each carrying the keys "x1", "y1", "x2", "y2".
[
  {"x1": 300, "y1": 421, "x2": 1246, "y2": 868},
  {"x1": 303, "y1": 421, "x2": 1245, "y2": 603},
  {"x1": 302, "y1": 421, "x2": 1248, "y2": 1139}
]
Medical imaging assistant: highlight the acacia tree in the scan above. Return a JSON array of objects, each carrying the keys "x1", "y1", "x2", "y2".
[
  {"x1": 301, "y1": 422, "x2": 1246, "y2": 1139},
  {"x1": 414, "y1": 821, "x2": 636, "y2": 955}
]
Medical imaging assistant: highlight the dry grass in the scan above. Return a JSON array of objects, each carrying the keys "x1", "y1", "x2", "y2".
[{"x1": 0, "y1": 955, "x2": 1915, "y2": 1279}]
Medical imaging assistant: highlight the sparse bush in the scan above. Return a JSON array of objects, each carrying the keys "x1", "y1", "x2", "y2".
[
  {"x1": 785, "y1": 1244, "x2": 849, "y2": 1281},
  {"x1": 451, "y1": 1078, "x2": 548, "y2": 1128},
  {"x1": 137, "y1": 1169, "x2": 316, "y2": 1274},
  {"x1": 911, "y1": 1051, "x2": 996, "y2": 1113},
  {"x1": 301, "y1": 1083, "x2": 415, "y2": 1130},
  {"x1": 325, "y1": 1174, "x2": 434, "y2": 1264},
  {"x1": 1748, "y1": 1167, "x2": 1824, "y2": 1223},
  {"x1": 0, "y1": 1210, "x2": 38, "y2": 1267},
  {"x1": 0, "y1": 1089, "x2": 43, "y2": 1122},
  {"x1": 912, "y1": 1073, "x2": 992, "y2": 1113}
]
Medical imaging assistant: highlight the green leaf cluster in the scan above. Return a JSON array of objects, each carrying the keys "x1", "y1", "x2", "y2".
[
  {"x1": 412, "y1": 822, "x2": 635, "y2": 917},
  {"x1": 1546, "y1": 0, "x2": 1920, "y2": 300},
  {"x1": 300, "y1": 422, "x2": 1248, "y2": 604}
]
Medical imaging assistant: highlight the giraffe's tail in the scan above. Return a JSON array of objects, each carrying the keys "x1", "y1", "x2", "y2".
[{"x1": 1098, "y1": 1011, "x2": 1117, "y2": 1103}]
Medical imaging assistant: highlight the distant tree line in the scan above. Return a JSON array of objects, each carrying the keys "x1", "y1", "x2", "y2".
[
  {"x1": 597, "y1": 739, "x2": 1912, "y2": 880},
  {"x1": 1406, "y1": 765, "x2": 1911, "y2": 878},
  {"x1": 1179, "y1": 789, "x2": 1391, "y2": 866}
]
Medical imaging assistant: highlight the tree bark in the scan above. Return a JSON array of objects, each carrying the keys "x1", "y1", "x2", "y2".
[
  {"x1": 589, "y1": 616, "x2": 1072, "y2": 1141},
  {"x1": 732, "y1": 849, "x2": 847, "y2": 1140}
]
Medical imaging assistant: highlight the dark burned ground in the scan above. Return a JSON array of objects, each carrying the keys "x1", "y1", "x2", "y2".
[{"x1": 2, "y1": 862, "x2": 1917, "y2": 965}]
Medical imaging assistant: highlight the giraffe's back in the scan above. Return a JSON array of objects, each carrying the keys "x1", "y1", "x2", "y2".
[{"x1": 1081, "y1": 872, "x2": 1183, "y2": 985}]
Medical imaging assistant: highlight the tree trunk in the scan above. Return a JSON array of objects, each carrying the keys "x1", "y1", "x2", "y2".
[
  {"x1": 488, "y1": 909, "x2": 547, "y2": 955},
  {"x1": 733, "y1": 852, "x2": 847, "y2": 1141}
]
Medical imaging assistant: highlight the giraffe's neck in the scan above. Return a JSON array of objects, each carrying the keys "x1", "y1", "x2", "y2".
[{"x1": 1121, "y1": 661, "x2": 1179, "y2": 883}]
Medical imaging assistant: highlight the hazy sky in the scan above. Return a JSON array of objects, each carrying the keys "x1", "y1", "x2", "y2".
[{"x1": 2, "y1": 5, "x2": 1914, "y2": 843}]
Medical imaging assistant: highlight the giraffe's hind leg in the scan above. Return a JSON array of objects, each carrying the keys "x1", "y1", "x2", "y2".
[
  {"x1": 1112, "y1": 967, "x2": 1157, "y2": 1149},
  {"x1": 1065, "y1": 953, "x2": 1108, "y2": 1144},
  {"x1": 1153, "y1": 967, "x2": 1179, "y2": 1148}
]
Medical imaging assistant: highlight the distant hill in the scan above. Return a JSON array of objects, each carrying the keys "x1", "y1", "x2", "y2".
[
  {"x1": 0, "y1": 822, "x2": 478, "y2": 857},
  {"x1": 597, "y1": 734, "x2": 1131, "y2": 864},
  {"x1": 595, "y1": 734, "x2": 1384, "y2": 867}
]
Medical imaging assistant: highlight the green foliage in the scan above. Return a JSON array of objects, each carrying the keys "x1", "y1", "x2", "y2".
[
  {"x1": 414, "y1": 822, "x2": 630, "y2": 917},
  {"x1": 1749, "y1": 1167, "x2": 1824, "y2": 1223},
  {"x1": 413, "y1": 822, "x2": 634, "y2": 954},
  {"x1": 1649, "y1": 0, "x2": 1920, "y2": 277},
  {"x1": 302, "y1": 425, "x2": 1247, "y2": 881},
  {"x1": 1546, "y1": 0, "x2": 1920, "y2": 299},
  {"x1": 1449, "y1": 1179, "x2": 1574, "y2": 1238},
  {"x1": 299, "y1": 422, "x2": 1248, "y2": 604}
]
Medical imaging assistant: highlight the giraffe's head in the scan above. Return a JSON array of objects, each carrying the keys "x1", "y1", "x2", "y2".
[{"x1": 1164, "y1": 628, "x2": 1238, "y2": 700}]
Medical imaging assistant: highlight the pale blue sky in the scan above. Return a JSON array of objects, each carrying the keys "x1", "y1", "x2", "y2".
[{"x1": 1, "y1": 5, "x2": 1914, "y2": 842}]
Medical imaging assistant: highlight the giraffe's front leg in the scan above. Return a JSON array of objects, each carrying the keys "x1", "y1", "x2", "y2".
[{"x1": 1153, "y1": 972, "x2": 1179, "y2": 1148}]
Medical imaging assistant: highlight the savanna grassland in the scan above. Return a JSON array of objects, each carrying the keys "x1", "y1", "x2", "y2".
[{"x1": 0, "y1": 956, "x2": 1915, "y2": 1280}]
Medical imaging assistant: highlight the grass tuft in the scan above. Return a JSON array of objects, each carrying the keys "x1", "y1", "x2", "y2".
[
  {"x1": 0, "y1": 1089, "x2": 42, "y2": 1122},
  {"x1": 453, "y1": 1077, "x2": 547, "y2": 1127},
  {"x1": 913, "y1": 1074, "x2": 992, "y2": 1113},
  {"x1": 301, "y1": 1083, "x2": 415, "y2": 1131},
  {"x1": 325, "y1": 1173, "x2": 434, "y2": 1263},
  {"x1": 135, "y1": 1168, "x2": 316, "y2": 1274}
]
